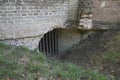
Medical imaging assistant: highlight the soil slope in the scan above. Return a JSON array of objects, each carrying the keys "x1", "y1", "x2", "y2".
[{"x1": 60, "y1": 30, "x2": 120, "y2": 79}]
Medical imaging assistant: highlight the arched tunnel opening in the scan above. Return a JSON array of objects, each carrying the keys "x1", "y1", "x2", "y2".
[
  {"x1": 38, "y1": 29, "x2": 59, "y2": 57},
  {"x1": 38, "y1": 28, "x2": 82, "y2": 57}
]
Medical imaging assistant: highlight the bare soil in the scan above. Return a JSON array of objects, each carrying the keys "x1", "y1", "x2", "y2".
[{"x1": 60, "y1": 30, "x2": 120, "y2": 79}]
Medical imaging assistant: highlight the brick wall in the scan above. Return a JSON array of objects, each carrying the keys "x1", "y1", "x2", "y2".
[
  {"x1": 0, "y1": 0, "x2": 78, "y2": 49},
  {"x1": 0, "y1": 0, "x2": 78, "y2": 40},
  {"x1": 0, "y1": 0, "x2": 119, "y2": 49},
  {"x1": 78, "y1": 0, "x2": 120, "y2": 29},
  {"x1": 93, "y1": 0, "x2": 120, "y2": 29},
  {"x1": 93, "y1": 0, "x2": 120, "y2": 22}
]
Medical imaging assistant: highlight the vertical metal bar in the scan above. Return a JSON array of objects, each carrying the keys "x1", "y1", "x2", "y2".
[
  {"x1": 58, "y1": 30, "x2": 60, "y2": 55},
  {"x1": 55, "y1": 30, "x2": 58, "y2": 56},
  {"x1": 41, "y1": 39, "x2": 44, "y2": 53},
  {"x1": 39, "y1": 40, "x2": 42, "y2": 52},
  {"x1": 52, "y1": 30, "x2": 55, "y2": 56},
  {"x1": 49, "y1": 31, "x2": 52, "y2": 57},
  {"x1": 45, "y1": 33, "x2": 49, "y2": 56},
  {"x1": 42, "y1": 36, "x2": 45, "y2": 54},
  {"x1": 54, "y1": 30, "x2": 56, "y2": 56},
  {"x1": 44, "y1": 35, "x2": 46, "y2": 55},
  {"x1": 54, "y1": 30, "x2": 56, "y2": 55},
  {"x1": 56, "y1": 30, "x2": 59, "y2": 56}
]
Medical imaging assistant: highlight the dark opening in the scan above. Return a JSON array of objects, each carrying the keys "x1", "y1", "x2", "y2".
[
  {"x1": 39, "y1": 28, "x2": 82, "y2": 57},
  {"x1": 38, "y1": 29, "x2": 58, "y2": 57}
]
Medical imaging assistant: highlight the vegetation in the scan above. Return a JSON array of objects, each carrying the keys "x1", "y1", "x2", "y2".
[
  {"x1": 91, "y1": 32, "x2": 120, "y2": 80},
  {"x1": 0, "y1": 43, "x2": 110, "y2": 80}
]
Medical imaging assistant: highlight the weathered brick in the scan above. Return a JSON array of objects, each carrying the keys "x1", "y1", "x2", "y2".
[
  {"x1": 28, "y1": 13, "x2": 34, "y2": 16},
  {"x1": 7, "y1": 6, "x2": 15, "y2": 10},
  {"x1": 0, "y1": 7, "x2": 7, "y2": 10},
  {"x1": 15, "y1": 6, "x2": 21, "y2": 10},
  {"x1": 0, "y1": 17, "x2": 10, "y2": 20},
  {"x1": 4, "y1": 11, "x2": 16, "y2": 13},
  {"x1": 14, "y1": 13, "x2": 21, "y2": 17},
  {"x1": 7, "y1": 20, "x2": 14, "y2": 23},
  {"x1": 12, "y1": 17, "x2": 23, "y2": 19},
  {"x1": 7, "y1": 13, "x2": 14, "y2": 17},
  {"x1": 0, "y1": 14, "x2": 7, "y2": 17},
  {"x1": 0, "y1": 11, "x2": 3, "y2": 13},
  {"x1": 34, "y1": 13, "x2": 38, "y2": 16},
  {"x1": 16, "y1": 10, "x2": 29, "y2": 13},
  {"x1": 28, "y1": 6, "x2": 34, "y2": 10},
  {"x1": 22, "y1": 6, "x2": 27, "y2": 10},
  {"x1": 22, "y1": 13, "x2": 27, "y2": 16},
  {"x1": 0, "y1": 20, "x2": 7, "y2": 24}
]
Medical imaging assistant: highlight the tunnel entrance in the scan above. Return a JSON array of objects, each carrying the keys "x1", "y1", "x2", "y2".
[
  {"x1": 39, "y1": 29, "x2": 59, "y2": 57},
  {"x1": 38, "y1": 28, "x2": 82, "y2": 57}
]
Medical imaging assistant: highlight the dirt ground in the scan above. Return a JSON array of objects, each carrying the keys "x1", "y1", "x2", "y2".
[{"x1": 60, "y1": 29, "x2": 120, "y2": 79}]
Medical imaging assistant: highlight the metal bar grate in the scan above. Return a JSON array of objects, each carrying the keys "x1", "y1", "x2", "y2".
[{"x1": 39, "y1": 29, "x2": 59, "y2": 57}]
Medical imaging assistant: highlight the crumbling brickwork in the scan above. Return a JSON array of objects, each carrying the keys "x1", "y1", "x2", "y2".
[
  {"x1": 78, "y1": 0, "x2": 120, "y2": 29},
  {"x1": 93, "y1": 0, "x2": 120, "y2": 29}
]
